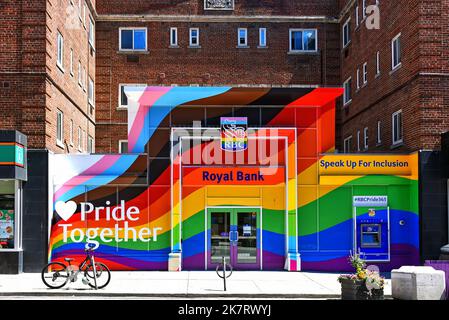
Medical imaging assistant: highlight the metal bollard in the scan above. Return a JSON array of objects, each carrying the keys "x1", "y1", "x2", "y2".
[{"x1": 216, "y1": 256, "x2": 233, "y2": 291}]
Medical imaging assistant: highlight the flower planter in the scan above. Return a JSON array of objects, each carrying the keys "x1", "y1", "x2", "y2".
[{"x1": 340, "y1": 278, "x2": 384, "y2": 300}]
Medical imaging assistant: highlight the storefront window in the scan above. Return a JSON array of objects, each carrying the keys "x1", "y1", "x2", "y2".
[{"x1": 0, "y1": 181, "x2": 15, "y2": 249}]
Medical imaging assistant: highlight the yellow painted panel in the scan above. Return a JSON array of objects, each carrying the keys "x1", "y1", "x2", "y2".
[
  {"x1": 206, "y1": 186, "x2": 261, "y2": 198},
  {"x1": 297, "y1": 161, "x2": 318, "y2": 185},
  {"x1": 262, "y1": 186, "x2": 285, "y2": 210},
  {"x1": 298, "y1": 185, "x2": 318, "y2": 209},
  {"x1": 207, "y1": 197, "x2": 261, "y2": 207}
]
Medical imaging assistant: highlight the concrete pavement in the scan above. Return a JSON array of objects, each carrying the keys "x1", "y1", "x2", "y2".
[{"x1": 0, "y1": 271, "x2": 392, "y2": 299}]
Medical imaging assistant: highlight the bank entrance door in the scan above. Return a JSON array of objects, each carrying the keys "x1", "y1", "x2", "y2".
[{"x1": 207, "y1": 208, "x2": 261, "y2": 270}]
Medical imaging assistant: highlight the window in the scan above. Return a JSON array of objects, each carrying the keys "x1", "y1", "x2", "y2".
[
  {"x1": 69, "y1": 119, "x2": 73, "y2": 146},
  {"x1": 89, "y1": 17, "x2": 95, "y2": 48},
  {"x1": 392, "y1": 33, "x2": 402, "y2": 70},
  {"x1": 355, "y1": 5, "x2": 359, "y2": 27},
  {"x1": 392, "y1": 110, "x2": 403, "y2": 145},
  {"x1": 364, "y1": 127, "x2": 369, "y2": 150},
  {"x1": 56, "y1": 110, "x2": 64, "y2": 146},
  {"x1": 83, "y1": 4, "x2": 86, "y2": 27},
  {"x1": 119, "y1": 140, "x2": 128, "y2": 154},
  {"x1": 78, "y1": 62, "x2": 82, "y2": 87},
  {"x1": 357, "y1": 130, "x2": 361, "y2": 151},
  {"x1": 363, "y1": 62, "x2": 368, "y2": 84},
  {"x1": 118, "y1": 84, "x2": 147, "y2": 108},
  {"x1": 88, "y1": 77, "x2": 94, "y2": 106},
  {"x1": 70, "y1": 49, "x2": 74, "y2": 76},
  {"x1": 377, "y1": 121, "x2": 382, "y2": 144},
  {"x1": 119, "y1": 28, "x2": 147, "y2": 51},
  {"x1": 376, "y1": 51, "x2": 380, "y2": 75},
  {"x1": 83, "y1": 67, "x2": 87, "y2": 91},
  {"x1": 189, "y1": 28, "x2": 200, "y2": 47},
  {"x1": 259, "y1": 28, "x2": 267, "y2": 47},
  {"x1": 77, "y1": 127, "x2": 82, "y2": 151},
  {"x1": 362, "y1": 0, "x2": 367, "y2": 19},
  {"x1": 0, "y1": 181, "x2": 17, "y2": 250},
  {"x1": 57, "y1": 31, "x2": 64, "y2": 70},
  {"x1": 238, "y1": 28, "x2": 248, "y2": 47},
  {"x1": 78, "y1": 0, "x2": 82, "y2": 19},
  {"x1": 343, "y1": 18, "x2": 351, "y2": 47},
  {"x1": 88, "y1": 136, "x2": 94, "y2": 153},
  {"x1": 289, "y1": 29, "x2": 317, "y2": 52},
  {"x1": 343, "y1": 77, "x2": 352, "y2": 105},
  {"x1": 344, "y1": 136, "x2": 352, "y2": 153},
  {"x1": 170, "y1": 27, "x2": 178, "y2": 47},
  {"x1": 356, "y1": 68, "x2": 360, "y2": 90}
]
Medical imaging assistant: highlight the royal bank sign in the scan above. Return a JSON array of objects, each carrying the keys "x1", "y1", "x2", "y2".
[{"x1": 204, "y1": 0, "x2": 234, "y2": 10}]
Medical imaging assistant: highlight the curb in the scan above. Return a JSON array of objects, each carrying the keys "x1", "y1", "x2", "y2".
[{"x1": 0, "y1": 291, "x2": 393, "y2": 299}]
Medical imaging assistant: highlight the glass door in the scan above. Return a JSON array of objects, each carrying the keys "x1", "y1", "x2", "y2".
[
  {"x1": 208, "y1": 209, "x2": 232, "y2": 267},
  {"x1": 207, "y1": 207, "x2": 260, "y2": 270},
  {"x1": 232, "y1": 208, "x2": 260, "y2": 270}
]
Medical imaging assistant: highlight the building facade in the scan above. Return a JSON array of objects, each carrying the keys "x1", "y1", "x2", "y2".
[{"x1": 0, "y1": 0, "x2": 448, "y2": 273}]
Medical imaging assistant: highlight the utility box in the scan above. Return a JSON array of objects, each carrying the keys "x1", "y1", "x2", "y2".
[{"x1": 392, "y1": 266, "x2": 446, "y2": 300}]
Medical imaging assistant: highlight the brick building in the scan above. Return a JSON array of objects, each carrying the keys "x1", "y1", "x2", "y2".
[
  {"x1": 0, "y1": 0, "x2": 95, "y2": 154},
  {"x1": 338, "y1": 0, "x2": 449, "y2": 153}
]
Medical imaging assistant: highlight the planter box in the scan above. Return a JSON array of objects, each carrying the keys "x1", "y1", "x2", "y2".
[{"x1": 340, "y1": 278, "x2": 384, "y2": 300}]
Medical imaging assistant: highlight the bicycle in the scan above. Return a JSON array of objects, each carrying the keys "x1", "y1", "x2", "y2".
[{"x1": 41, "y1": 242, "x2": 111, "y2": 289}]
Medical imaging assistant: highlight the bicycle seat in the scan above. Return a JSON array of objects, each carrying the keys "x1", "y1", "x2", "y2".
[{"x1": 64, "y1": 258, "x2": 74, "y2": 262}]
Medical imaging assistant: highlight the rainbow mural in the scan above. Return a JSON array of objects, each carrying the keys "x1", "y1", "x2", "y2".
[{"x1": 48, "y1": 87, "x2": 419, "y2": 272}]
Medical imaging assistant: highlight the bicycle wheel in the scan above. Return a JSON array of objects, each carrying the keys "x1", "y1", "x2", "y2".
[
  {"x1": 41, "y1": 262, "x2": 69, "y2": 289},
  {"x1": 86, "y1": 262, "x2": 111, "y2": 289}
]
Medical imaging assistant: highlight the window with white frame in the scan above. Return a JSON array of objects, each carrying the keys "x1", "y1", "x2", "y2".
[
  {"x1": 69, "y1": 119, "x2": 74, "y2": 146},
  {"x1": 118, "y1": 84, "x2": 147, "y2": 108},
  {"x1": 70, "y1": 49, "x2": 74, "y2": 76},
  {"x1": 78, "y1": 61, "x2": 82, "y2": 86},
  {"x1": 363, "y1": 127, "x2": 369, "y2": 150},
  {"x1": 356, "y1": 68, "x2": 360, "y2": 90},
  {"x1": 77, "y1": 127, "x2": 82, "y2": 151},
  {"x1": 289, "y1": 29, "x2": 317, "y2": 52},
  {"x1": 363, "y1": 62, "x2": 368, "y2": 84},
  {"x1": 119, "y1": 28, "x2": 147, "y2": 51},
  {"x1": 392, "y1": 110, "x2": 403, "y2": 145},
  {"x1": 377, "y1": 120, "x2": 382, "y2": 144},
  {"x1": 88, "y1": 136, "x2": 94, "y2": 153},
  {"x1": 189, "y1": 28, "x2": 200, "y2": 47},
  {"x1": 259, "y1": 28, "x2": 267, "y2": 47},
  {"x1": 362, "y1": 0, "x2": 367, "y2": 18},
  {"x1": 376, "y1": 51, "x2": 380, "y2": 75},
  {"x1": 89, "y1": 17, "x2": 95, "y2": 48},
  {"x1": 119, "y1": 140, "x2": 129, "y2": 154},
  {"x1": 56, "y1": 110, "x2": 64, "y2": 146},
  {"x1": 78, "y1": 0, "x2": 82, "y2": 19},
  {"x1": 57, "y1": 31, "x2": 64, "y2": 70},
  {"x1": 83, "y1": 4, "x2": 86, "y2": 27},
  {"x1": 170, "y1": 27, "x2": 178, "y2": 46},
  {"x1": 355, "y1": 5, "x2": 359, "y2": 27},
  {"x1": 238, "y1": 28, "x2": 248, "y2": 47},
  {"x1": 344, "y1": 136, "x2": 352, "y2": 153},
  {"x1": 392, "y1": 33, "x2": 402, "y2": 70},
  {"x1": 83, "y1": 67, "x2": 87, "y2": 91},
  {"x1": 357, "y1": 130, "x2": 361, "y2": 151},
  {"x1": 343, "y1": 77, "x2": 352, "y2": 105},
  {"x1": 88, "y1": 77, "x2": 94, "y2": 106},
  {"x1": 343, "y1": 18, "x2": 351, "y2": 47}
]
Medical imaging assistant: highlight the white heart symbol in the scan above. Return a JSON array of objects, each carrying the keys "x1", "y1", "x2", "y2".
[{"x1": 55, "y1": 201, "x2": 77, "y2": 221}]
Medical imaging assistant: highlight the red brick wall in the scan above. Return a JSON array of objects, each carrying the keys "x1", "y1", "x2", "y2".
[
  {"x1": 95, "y1": 20, "x2": 341, "y2": 153},
  {"x1": 95, "y1": 0, "x2": 339, "y2": 16}
]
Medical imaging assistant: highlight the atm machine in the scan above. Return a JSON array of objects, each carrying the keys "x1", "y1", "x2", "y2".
[{"x1": 353, "y1": 196, "x2": 390, "y2": 262}]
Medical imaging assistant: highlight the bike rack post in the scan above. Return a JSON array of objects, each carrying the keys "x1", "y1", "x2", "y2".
[{"x1": 216, "y1": 256, "x2": 233, "y2": 292}]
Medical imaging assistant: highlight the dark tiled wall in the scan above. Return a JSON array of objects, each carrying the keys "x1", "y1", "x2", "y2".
[
  {"x1": 419, "y1": 151, "x2": 449, "y2": 261},
  {"x1": 22, "y1": 150, "x2": 49, "y2": 272}
]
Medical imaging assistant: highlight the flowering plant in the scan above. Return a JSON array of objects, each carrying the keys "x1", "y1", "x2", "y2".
[{"x1": 338, "y1": 251, "x2": 385, "y2": 293}]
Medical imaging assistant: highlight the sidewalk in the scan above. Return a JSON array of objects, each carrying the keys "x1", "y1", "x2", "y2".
[{"x1": 0, "y1": 271, "x2": 392, "y2": 299}]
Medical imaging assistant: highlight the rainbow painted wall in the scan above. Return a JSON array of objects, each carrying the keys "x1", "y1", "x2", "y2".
[{"x1": 48, "y1": 87, "x2": 419, "y2": 271}]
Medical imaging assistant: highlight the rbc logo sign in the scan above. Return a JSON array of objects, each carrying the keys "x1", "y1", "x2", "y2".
[{"x1": 221, "y1": 117, "x2": 248, "y2": 152}]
